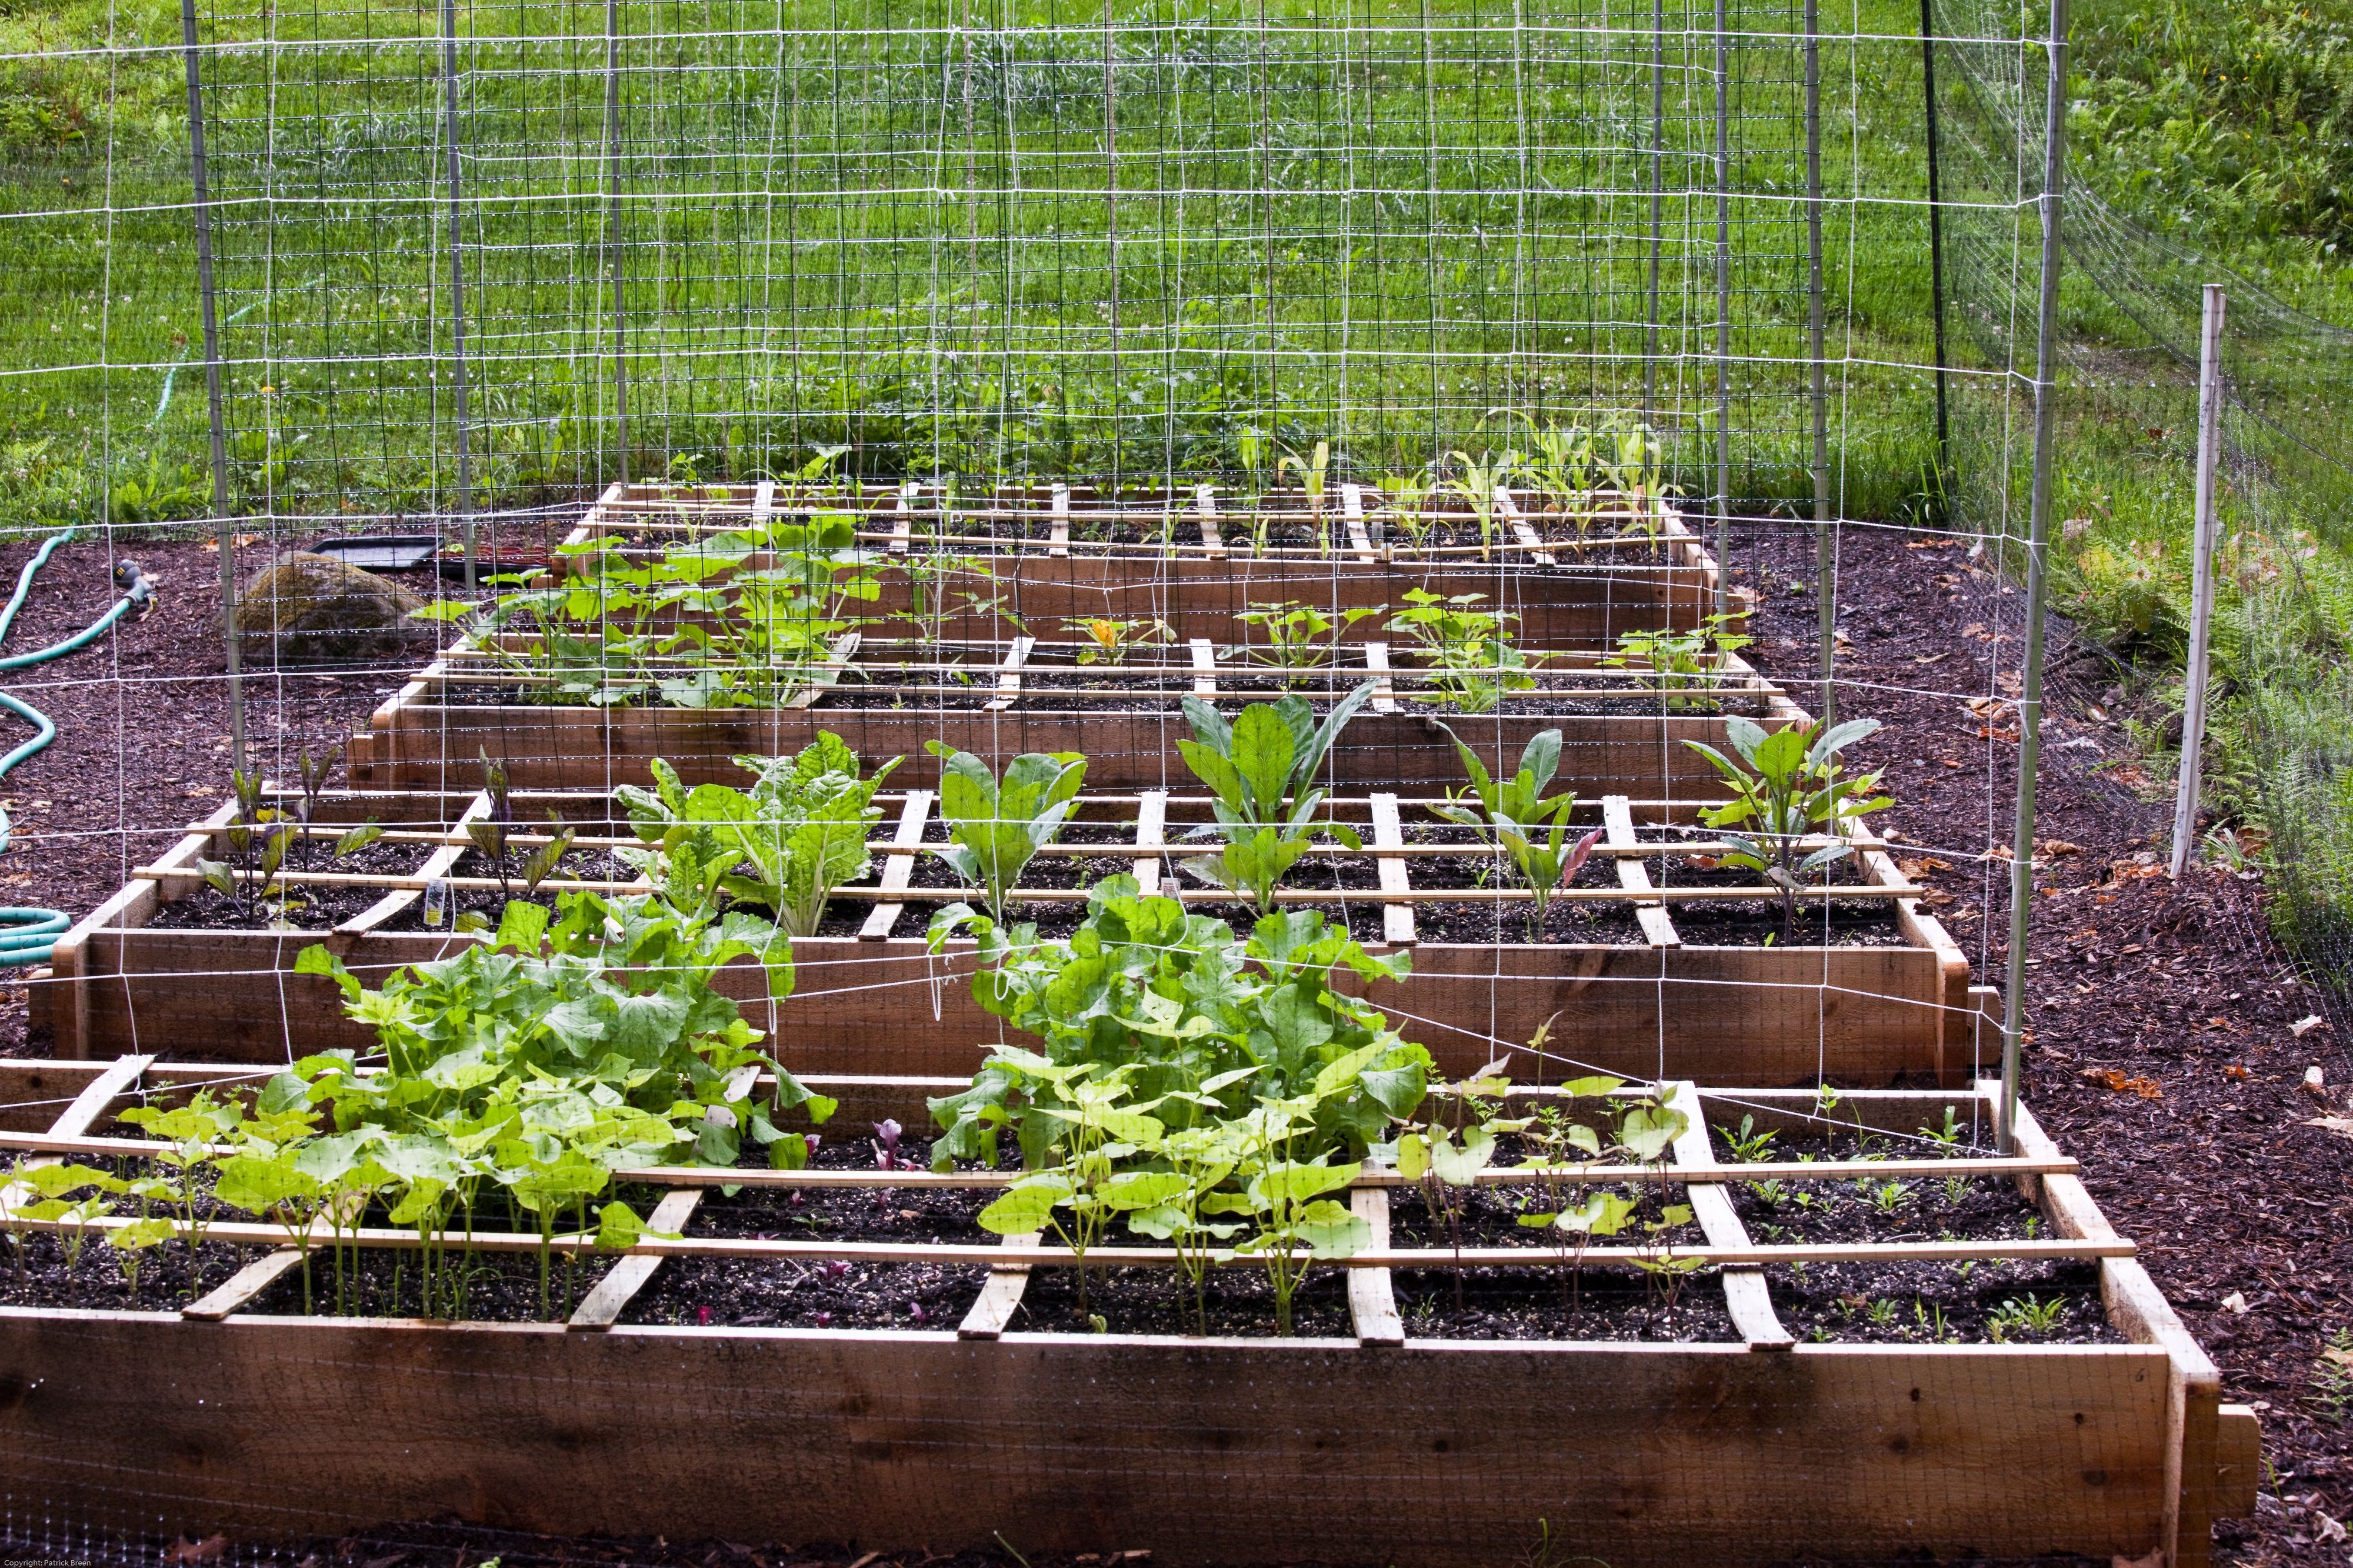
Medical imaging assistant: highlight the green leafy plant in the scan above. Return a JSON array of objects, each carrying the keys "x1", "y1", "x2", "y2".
[
  {"x1": 1512, "y1": 1076, "x2": 1693, "y2": 1307},
  {"x1": 1987, "y1": 1293, "x2": 2068, "y2": 1343},
  {"x1": 923, "y1": 743, "x2": 1088, "y2": 925},
  {"x1": 1175, "y1": 686, "x2": 1376, "y2": 913},
  {"x1": 1682, "y1": 717, "x2": 1893, "y2": 939},
  {"x1": 1444, "y1": 448, "x2": 1524, "y2": 555},
  {"x1": 197, "y1": 768, "x2": 292, "y2": 923},
  {"x1": 1373, "y1": 471, "x2": 1432, "y2": 549},
  {"x1": 1231, "y1": 599, "x2": 1383, "y2": 680},
  {"x1": 466, "y1": 750, "x2": 576, "y2": 912},
  {"x1": 617, "y1": 735, "x2": 899, "y2": 937},
  {"x1": 1387, "y1": 589, "x2": 1538, "y2": 714},
  {"x1": 975, "y1": 1055, "x2": 1166, "y2": 1319},
  {"x1": 926, "y1": 877, "x2": 1428, "y2": 1172},
  {"x1": 1432, "y1": 726, "x2": 1604, "y2": 940},
  {"x1": 1607, "y1": 612, "x2": 1754, "y2": 711}
]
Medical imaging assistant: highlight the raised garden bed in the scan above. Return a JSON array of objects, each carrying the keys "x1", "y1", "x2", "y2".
[
  {"x1": 551, "y1": 478, "x2": 1737, "y2": 649},
  {"x1": 0, "y1": 1058, "x2": 2257, "y2": 1566},
  {"x1": 33, "y1": 786, "x2": 1975, "y2": 1085},
  {"x1": 346, "y1": 630, "x2": 1800, "y2": 793}
]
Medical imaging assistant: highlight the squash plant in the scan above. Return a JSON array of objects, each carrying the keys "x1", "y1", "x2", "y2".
[
  {"x1": 1386, "y1": 589, "x2": 1538, "y2": 713},
  {"x1": 1681, "y1": 717, "x2": 1891, "y2": 938},
  {"x1": 264, "y1": 885, "x2": 836, "y2": 1317},
  {"x1": 1175, "y1": 684, "x2": 1376, "y2": 913}
]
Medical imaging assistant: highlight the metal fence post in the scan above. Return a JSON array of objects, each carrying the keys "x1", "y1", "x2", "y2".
[
  {"x1": 1807, "y1": 0, "x2": 1832, "y2": 723},
  {"x1": 2000, "y1": 0, "x2": 2069, "y2": 1151},
  {"x1": 1919, "y1": 0, "x2": 1952, "y2": 479},
  {"x1": 605, "y1": 0, "x2": 631, "y2": 481},
  {"x1": 441, "y1": 0, "x2": 477, "y2": 588},
  {"x1": 1712, "y1": 0, "x2": 1732, "y2": 614},
  {"x1": 2169, "y1": 284, "x2": 2227, "y2": 878},
  {"x1": 179, "y1": 0, "x2": 243, "y2": 770}
]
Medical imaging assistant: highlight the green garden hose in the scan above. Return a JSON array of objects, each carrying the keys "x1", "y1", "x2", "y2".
[{"x1": 0, "y1": 528, "x2": 158, "y2": 965}]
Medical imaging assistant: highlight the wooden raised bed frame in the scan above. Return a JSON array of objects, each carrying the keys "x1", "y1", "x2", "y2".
[
  {"x1": 347, "y1": 630, "x2": 1804, "y2": 793},
  {"x1": 30, "y1": 788, "x2": 1975, "y2": 1085},
  {"x1": 0, "y1": 1059, "x2": 2257, "y2": 1567},
  {"x1": 554, "y1": 477, "x2": 1741, "y2": 647}
]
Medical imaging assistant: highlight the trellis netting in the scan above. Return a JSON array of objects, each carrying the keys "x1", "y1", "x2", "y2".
[{"x1": 0, "y1": 0, "x2": 2296, "y2": 1560}]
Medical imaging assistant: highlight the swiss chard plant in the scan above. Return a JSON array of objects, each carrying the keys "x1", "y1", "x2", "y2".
[
  {"x1": 1432, "y1": 726, "x2": 1605, "y2": 940},
  {"x1": 924, "y1": 742, "x2": 1088, "y2": 925},
  {"x1": 616, "y1": 734, "x2": 899, "y2": 936},
  {"x1": 1682, "y1": 717, "x2": 1892, "y2": 938},
  {"x1": 1175, "y1": 684, "x2": 1377, "y2": 913}
]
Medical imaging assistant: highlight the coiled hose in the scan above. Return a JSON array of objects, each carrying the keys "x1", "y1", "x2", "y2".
[{"x1": 0, "y1": 529, "x2": 158, "y2": 965}]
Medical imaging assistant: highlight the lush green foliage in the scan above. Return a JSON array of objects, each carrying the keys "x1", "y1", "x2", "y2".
[
  {"x1": 616, "y1": 735, "x2": 898, "y2": 937},
  {"x1": 1431, "y1": 726, "x2": 1604, "y2": 940},
  {"x1": 1684, "y1": 718, "x2": 1891, "y2": 937},
  {"x1": 925, "y1": 741, "x2": 1088, "y2": 923},
  {"x1": 1175, "y1": 685, "x2": 1374, "y2": 912}
]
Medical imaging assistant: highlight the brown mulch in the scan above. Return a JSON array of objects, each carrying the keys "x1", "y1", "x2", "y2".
[
  {"x1": 0, "y1": 518, "x2": 2348, "y2": 1563},
  {"x1": 1726, "y1": 516, "x2": 2353, "y2": 1566}
]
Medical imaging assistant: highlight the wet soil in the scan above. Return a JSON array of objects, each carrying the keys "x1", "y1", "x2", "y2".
[{"x1": 143, "y1": 835, "x2": 437, "y2": 931}]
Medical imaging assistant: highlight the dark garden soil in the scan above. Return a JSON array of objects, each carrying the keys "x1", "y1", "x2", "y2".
[
  {"x1": 144, "y1": 835, "x2": 439, "y2": 931},
  {"x1": 1015, "y1": 1260, "x2": 1355, "y2": 1337},
  {"x1": 238, "y1": 1243, "x2": 622, "y2": 1325},
  {"x1": 0, "y1": 518, "x2": 2347, "y2": 1562}
]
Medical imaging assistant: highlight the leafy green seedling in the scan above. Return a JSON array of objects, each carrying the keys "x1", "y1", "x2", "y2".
[
  {"x1": 1433, "y1": 726, "x2": 1604, "y2": 939},
  {"x1": 1682, "y1": 716, "x2": 1892, "y2": 939},
  {"x1": 925, "y1": 742, "x2": 1087, "y2": 925},
  {"x1": 1607, "y1": 611, "x2": 1753, "y2": 711},
  {"x1": 1232, "y1": 599, "x2": 1383, "y2": 679},
  {"x1": 1387, "y1": 589, "x2": 1537, "y2": 713},
  {"x1": 1176, "y1": 685, "x2": 1377, "y2": 913}
]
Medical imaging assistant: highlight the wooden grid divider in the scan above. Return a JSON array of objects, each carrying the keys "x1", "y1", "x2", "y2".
[
  {"x1": 751, "y1": 479, "x2": 776, "y2": 528},
  {"x1": 182, "y1": 1249, "x2": 306, "y2": 1321},
  {"x1": 1342, "y1": 483, "x2": 1376, "y2": 561},
  {"x1": 958, "y1": 1230, "x2": 1039, "y2": 1340},
  {"x1": 885, "y1": 485, "x2": 912, "y2": 555},
  {"x1": 1362, "y1": 642, "x2": 1398, "y2": 713},
  {"x1": 0, "y1": 1053, "x2": 152, "y2": 1213},
  {"x1": 338, "y1": 792, "x2": 493, "y2": 938},
  {"x1": 1346, "y1": 1187, "x2": 1405, "y2": 1346},
  {"x1": 1048, "y1": 484, "x2": 1071, "y2": 556},
  {"x1": 858, "y1": 790, "x2": 936, "y2": 940},
  {"x1": 1188, "y1": 638, "x2": 1218, "y2": 696},
  {"x1": 1666, "y1": 1081, "x2": 1794, "y2": 1350},
  {"x1": 1134, "y1": 790, "x2": 1168, "y2": 890},
  {"x1": 1604, "y1": 795, "x2": 1681, "y2": 948},
  {"x1": 984, "y1": 635, "x2": 1035, "y2": 713},
  {"x1": 1497, "y1": 489, "x2": 1558, "y2": 567},
  {"x1": 1369, "y1": 793, "x2": 1416, "y2": 946},
  {"x1": 1194, "y1": 483, "x2": 1224, "y2": 557},
  {"x1": 782, "y1": 630, "x2": 864, "y2": 711},
  {"x1": 568, "y1": 1187, "x2": 706, "y2": 1330}
]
